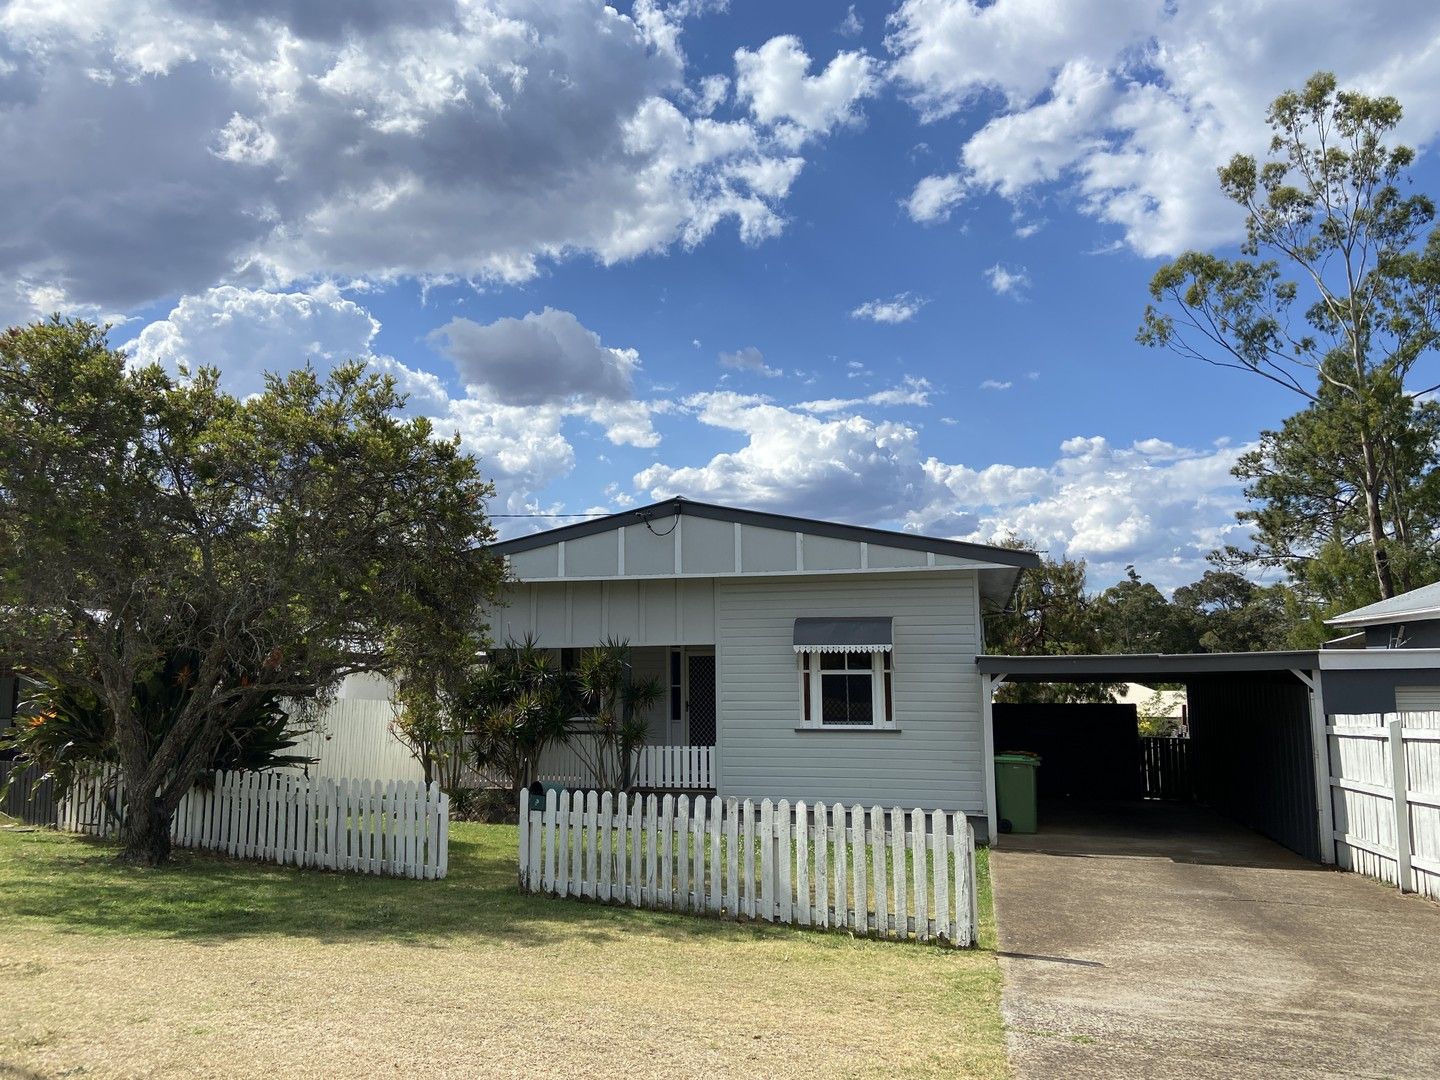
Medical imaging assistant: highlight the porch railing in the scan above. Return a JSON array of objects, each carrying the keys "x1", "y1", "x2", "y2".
[
  {"x1": 537, "y1": 740, "x2": 714, "y2": 791},
  {"x1": 634, "y1": 745, "x2": 714, "y2": 791}
]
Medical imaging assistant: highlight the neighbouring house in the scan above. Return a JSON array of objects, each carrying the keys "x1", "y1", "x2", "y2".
[
  {"x1": 487, "y1": 496, "x2": 1038, "y2": 838},
  {"x1": 1321, "y1": 580, "x2": 1440, "y2": 714},
  {"x1": 1114, "y1": 682, "x2": 1188, "y2": 734}
]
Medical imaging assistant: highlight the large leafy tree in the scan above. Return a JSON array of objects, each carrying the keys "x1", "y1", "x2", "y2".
[
  {"x1": 985, "y1": 547, "x2": 1119, "y2": 704},
  {"x1": 1090, "y1": 568, "x2": 1196, "y2": 655},
  {"x1": 1225, "y1": 363, "x2": 1440, "y2": 608},
  {"x1": 1140, "y1": 72, "x2": 1440, "y2": 599},
  {"x1": 0, "y1": 317, "x2": 503, "y2": 865},
  {"x1": 1170, "y1": 570, "x2": 1293, "y2": 653}
]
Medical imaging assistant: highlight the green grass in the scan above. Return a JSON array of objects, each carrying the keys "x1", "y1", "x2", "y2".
[
  {"x1": 0, "y1": 818, "x2": 1009, "y2": 1078},
  {"x1": 0, "y1": 815, "x2": 996, "y2": 947}
]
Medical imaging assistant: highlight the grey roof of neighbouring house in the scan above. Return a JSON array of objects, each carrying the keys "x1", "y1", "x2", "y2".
[{"x1": 1325, "y1": 581, "x2": 1440, "y2": 628}]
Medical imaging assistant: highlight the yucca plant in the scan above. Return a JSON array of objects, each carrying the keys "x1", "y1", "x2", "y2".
[
  {"x1": 571, "y1": 638, "x2": 662, "y2": 792},
  {"x1": 461, "y1": 637, "x2": 576, "y2": 794}
]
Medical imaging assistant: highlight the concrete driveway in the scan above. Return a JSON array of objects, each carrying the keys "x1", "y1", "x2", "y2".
[{"x1": 991, "y1": 801, "x2": 1440, "y2": 1080}]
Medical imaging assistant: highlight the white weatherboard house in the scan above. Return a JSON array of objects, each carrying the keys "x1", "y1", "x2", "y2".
[{"x1": 487, "y1": 498, "x2": 1039, "y2": 840}]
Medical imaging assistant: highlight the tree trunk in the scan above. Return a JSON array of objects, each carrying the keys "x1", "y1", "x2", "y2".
[
  {"x1": 118, "y1": 795, "x2": 173, "y2": 866},
  {"x1": 1357, "y1": 428, "x2": 1397, "y2": 599}
]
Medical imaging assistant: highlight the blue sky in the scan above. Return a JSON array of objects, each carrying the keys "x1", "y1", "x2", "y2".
[{"x1": 5, "y1": 0, "x2": 1440, "y2": 589}]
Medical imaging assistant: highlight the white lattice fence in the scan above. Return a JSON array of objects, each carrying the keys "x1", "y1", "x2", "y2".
[
  {"x1": 1328, "y1": 711, "x2": 1440, "y2": 900},
  {"x1": 518, "y1": 790, "x2": 978, "y2": 947},
  {"x1": 59, "y1": 770, "x2": 449, "y2": 879}
]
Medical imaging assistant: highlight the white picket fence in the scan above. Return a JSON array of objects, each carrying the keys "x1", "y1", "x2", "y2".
[
  {"x1": 1328, "y1": 711, "x2": 1440, "y2": 900},
  {"x1": 537, "y1": 742, "x2": 715, "y2": 791},
  {"x1": 59, "y1": 770, "x2": 449, "y2": 879},
  {"x1": 518, "y1": 790, "x2": 978, "y2": 947}
]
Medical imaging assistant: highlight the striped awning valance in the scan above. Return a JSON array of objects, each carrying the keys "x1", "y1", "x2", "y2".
[{"x1": 792, "y1": 617, "x2": 893, "y2": 654}]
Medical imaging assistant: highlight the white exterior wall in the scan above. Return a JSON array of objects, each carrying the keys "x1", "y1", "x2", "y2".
[
  {"x1": 290, "y1": 698, "x2": 425, "y2": 783},
  {"x1": 714, "y1": 571, "x2": 985, "y2": 816}
]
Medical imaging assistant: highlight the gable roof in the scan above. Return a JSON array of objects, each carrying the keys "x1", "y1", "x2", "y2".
[
  {"x1": 1326, "y1": 580, "x2": 1440, "y2": 628},
  {"x1": 489, "y1": 496, "x2": 1041, "y2": 568}
]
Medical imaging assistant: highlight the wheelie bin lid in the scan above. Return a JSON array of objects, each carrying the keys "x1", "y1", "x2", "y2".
[{"x1": 994, "y1": 752, "x2": 1041, "y2": 766}]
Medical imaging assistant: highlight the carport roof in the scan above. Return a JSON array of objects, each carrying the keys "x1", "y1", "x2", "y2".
[{"x1": 977, "y1": 650, "x2": 1320, "y2": 682}]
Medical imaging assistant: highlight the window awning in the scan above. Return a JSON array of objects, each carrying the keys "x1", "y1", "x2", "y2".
[{"x1": 793, "y1": 617, "x2": 893, "y2": 654}]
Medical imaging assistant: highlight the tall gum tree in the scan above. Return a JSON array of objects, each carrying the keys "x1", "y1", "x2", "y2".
[
  {"x1": 1140, "y1": 72, "x2": 1440, "y2": 599},
  {"x1": 0, "y1": 318, "x2": 504, "y2": 865}
]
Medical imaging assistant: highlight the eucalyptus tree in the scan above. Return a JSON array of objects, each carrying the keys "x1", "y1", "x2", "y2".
[
  {"x1": 1140, "y1": 72, "x2": 1440, "y2": 599},
  {"x1": 0, "y1": 317, "x2": 502, "y2": 864}
]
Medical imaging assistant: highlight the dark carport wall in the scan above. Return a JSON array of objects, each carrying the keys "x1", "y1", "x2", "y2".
[
  {"x1": 1187, "y1": 673, "x2": 1320, "y2": 861},
  {"x1": 976, "y1": 651, "x2": 1331, "y2": 864}
]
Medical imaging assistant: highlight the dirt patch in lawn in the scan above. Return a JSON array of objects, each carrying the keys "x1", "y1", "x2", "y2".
[{"x1": 0, "y1": 823, "x2": 1008, "y2": 1080}]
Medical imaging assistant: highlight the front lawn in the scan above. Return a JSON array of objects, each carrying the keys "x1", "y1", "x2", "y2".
[{"x1": 0, "y1": 818, "x2": 1008, "y2": 1079}]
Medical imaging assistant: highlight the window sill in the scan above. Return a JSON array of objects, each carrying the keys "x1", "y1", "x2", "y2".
[{"x1": 794, "y1": 726, "x2": 902, "y2": 734}]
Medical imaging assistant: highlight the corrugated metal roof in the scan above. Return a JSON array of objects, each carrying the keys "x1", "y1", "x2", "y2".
[{"x1": 1325, "y1": 580, "x2": 1440, "y2": 628}]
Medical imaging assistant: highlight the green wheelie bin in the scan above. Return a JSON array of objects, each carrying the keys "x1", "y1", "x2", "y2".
[{"x1": 994, "y1": 752, "x2": 1041, "y2": 834}]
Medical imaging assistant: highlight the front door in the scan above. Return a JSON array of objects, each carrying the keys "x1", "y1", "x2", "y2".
[{"x1": 685, "y1": 651, "x2": 717, "y2": 747}]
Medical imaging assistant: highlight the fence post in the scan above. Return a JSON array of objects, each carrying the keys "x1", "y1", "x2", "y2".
[
  {"x1": 517, "y1": 786, "x2": 529, "y2": 890},
  {"x1": 1389, "y1": 717, "x2": 1415, "y2": 894}
]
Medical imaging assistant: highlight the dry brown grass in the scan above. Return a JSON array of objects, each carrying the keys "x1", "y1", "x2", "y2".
[{"x1": 0, "y1": 821, "x2": 1008, "y2": 1080}]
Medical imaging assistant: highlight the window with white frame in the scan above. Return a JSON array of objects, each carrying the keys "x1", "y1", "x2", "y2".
[{"x1": 798, "y1": 649, "x2": 894, "y2": 728}]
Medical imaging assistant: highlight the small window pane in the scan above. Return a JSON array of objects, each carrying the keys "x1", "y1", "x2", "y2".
[
  {"x1": 821, "y1": 671, "x2": 873, "y2": 725},
  {"x1": 669, "y1": 650, "x2": 682, "y2": 722},
  {"x1": 820, "y1": 652, "x2": 846, "y2": 671}
]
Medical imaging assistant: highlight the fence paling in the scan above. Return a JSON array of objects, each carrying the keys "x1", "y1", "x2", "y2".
[
  {"x1": 519, "y1": 789, "x2": 979, "y2": 948},
  {"x1": 1139, "y1": 736, "x2": 1193, "y2": 801}
]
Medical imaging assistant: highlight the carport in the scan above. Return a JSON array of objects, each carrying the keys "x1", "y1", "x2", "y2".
[{"x1": 976, "y1": 651, "x2": 1333, "y2": 864}]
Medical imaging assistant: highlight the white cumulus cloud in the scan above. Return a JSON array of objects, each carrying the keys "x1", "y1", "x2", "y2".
[
  {"x1": 123, "y1": 289, "x2": 663, "y2": 515},
  {"x1": 850, "y1": 292, "x2": 928, "y2": 323},
  {"x1": 0, "y1": 1, "x2": 873, "y2": 322},
  {"x1": 984, "y1": 264, "x2": 1029, "y2": 296},
  {"x1": 887, "y1": 0, "x2": 1440, "y2": 255},
  {"x1": 734, "y1": 35, "x2": 879, "y2": 146},
  {"x1": 635, "y1": 392, "x2": 1251, "y2": 588}
]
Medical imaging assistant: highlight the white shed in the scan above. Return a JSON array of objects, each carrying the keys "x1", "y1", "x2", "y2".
[{"x1": 487, "y1": 497, "x2": 1038, "y2": 837}]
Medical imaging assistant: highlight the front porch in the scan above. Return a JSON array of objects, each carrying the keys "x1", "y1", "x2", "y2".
[{"x1": 536, "y1": 643, "x2": 717, "y2": 792}]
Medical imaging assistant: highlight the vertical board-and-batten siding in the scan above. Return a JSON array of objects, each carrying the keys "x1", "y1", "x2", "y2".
[
  {"x1": 488, "y1": 579, "x2": 719, "y2": 648},
  {"x1": 716, "y1": 572, "x2": 984, "y2": 815}
]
